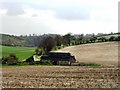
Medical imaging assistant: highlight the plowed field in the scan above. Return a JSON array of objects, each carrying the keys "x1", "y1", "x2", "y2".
[
  {"x1": 2, "y1": 66, "x2": 119, "y2": 88},
  {"x1": 2, "y1": 42, "x2": 119, "y2": 88}
]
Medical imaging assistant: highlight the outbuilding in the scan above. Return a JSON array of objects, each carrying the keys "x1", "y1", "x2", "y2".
[{"x1": 40, "y1": 52, "x2": 76, "y2": 65}]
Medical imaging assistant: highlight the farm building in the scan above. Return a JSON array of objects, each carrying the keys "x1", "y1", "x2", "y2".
[
  {"x1": 26, "y1": 55, "x2": 40, "y2": 62},
  {"x1": 40, "y1": 52, "x2": 76, "y2": 65}
]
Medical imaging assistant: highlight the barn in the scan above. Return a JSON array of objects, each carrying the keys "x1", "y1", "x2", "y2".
[{"x1": 40, "y1": 52, "x2": 76, "y2": 65}]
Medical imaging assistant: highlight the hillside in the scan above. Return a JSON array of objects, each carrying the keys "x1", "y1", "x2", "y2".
[
  {"x1": 0, "y1": 34, "x2": 29, "y2": 46},
  {"x1": 56, "y1": 42, "x2": 119, "y2": 66},
  {"x1": 1, "y1": 32, "x2": 120, "y2": 47},
  {"x1": 0, "y1": 34, "x2": 59, "y2": 47}
]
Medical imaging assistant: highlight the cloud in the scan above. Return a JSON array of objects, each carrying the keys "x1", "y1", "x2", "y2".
[
  {"x1": 19, "y1": 8, "x2": 56, "y2": 20},
  {"x1": 90, "y1": 9, "x2": 117, "y2": 23},
  {"x1": 55, "y1": 7, "x2": 90, "y2": 20},
  {"x1": 0, "y1": 9, "x2": 7, "y2": 16},
  {"x1": 0, "y1": 0, "x2": 118, "y2": 35},
  {"x1": 1, "y1": 16, "x2": 56, "y2": 35},
  {"x1": 0, "y1": 1, "x2": 91, "y2": 20},
  {"x1": 1, "y1": 2, "x2": 25, "y2": 16},
  {"x1": 2, "y1": 0, "x2": 117, "y2": 21},
  {"x1": 29, "y1": 1, "x2": 91, "y2": 20}
]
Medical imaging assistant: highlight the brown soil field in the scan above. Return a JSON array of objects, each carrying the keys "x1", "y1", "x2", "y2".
[
  {"x1": 2, "y1": 42, "x2": 119, "y2": 88},
  {"x1": 56, "y1": 42, "x2": 119, "y2": 66},
  {"x1": 2, "y1": 66, "x2": 119, "y2": 88}
]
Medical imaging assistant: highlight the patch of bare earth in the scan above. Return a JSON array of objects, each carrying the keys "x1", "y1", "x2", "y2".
[
  {"x1": 2, "y1": 66, "x2": 119, "y2": 88},
  {"x1": 57, "y1": 42, "x2": 119, "y2": 66},
  {"x1": 2, "y1": 42, "x2": 119, "y2": 88}
]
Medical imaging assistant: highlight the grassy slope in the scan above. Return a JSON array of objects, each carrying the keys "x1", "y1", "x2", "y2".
[{"x1": 1, "y1": 45, "x2": 36, "y2": 60}]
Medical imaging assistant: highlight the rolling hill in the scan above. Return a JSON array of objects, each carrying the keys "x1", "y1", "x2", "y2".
[{"x1": 56, "y1": 42, "x2": 119, "y2": 66}]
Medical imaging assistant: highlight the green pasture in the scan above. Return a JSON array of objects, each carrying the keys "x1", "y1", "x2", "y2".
[{"x1": 0, "y1": 45, "x2": 36, "y2": 60}]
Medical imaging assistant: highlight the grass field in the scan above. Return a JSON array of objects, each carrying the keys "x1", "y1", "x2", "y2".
[{"x1": 1, "y1": 45, "x2": 36, "y2": 60}]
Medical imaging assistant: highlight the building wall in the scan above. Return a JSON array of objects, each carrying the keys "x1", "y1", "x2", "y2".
[
  {"x1": 41, "y1": 60, "x2": 71, "y2": 65},
  {"x1": 58, "y1": 60, "x2": 71, "y2": 65}
]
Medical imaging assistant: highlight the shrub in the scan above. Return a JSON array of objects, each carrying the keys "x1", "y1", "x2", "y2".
[
  {"x1": 2, "y1": 54, "x2": 18, "y2": 64},
  {"x1": 57, "y1": 46, "x2": 62, "y2": 49},
  {"x1": 79, "y1": 63, "x2": 100, "y2": 66},
  {"x1": 109, "y1": 36, "x2": 116, "y2": 41},
  {"x1": 40, "y1": 61, "x2": 53, "y2": 65},
  {"x1": 5, "y1": 61, "x2": 53, "y2": 66},
  {"x1": 29, "y1": 62, "x2": 36, "y2": 65},
  {"x1": 35, "y1": 48, "x2": 45, "y2": 55}
]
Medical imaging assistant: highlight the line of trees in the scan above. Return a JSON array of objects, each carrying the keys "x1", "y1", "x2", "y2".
[
  {"x1": 2, "y1": 32, "x2": 120, "y2": 47},
  {"x1": 37, "y1": 33, "x2": 120, "y2": 54}
]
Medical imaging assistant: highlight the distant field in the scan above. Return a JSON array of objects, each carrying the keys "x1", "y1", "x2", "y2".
[
  {"x1": 1, "y1": 45, "x2": 36, "y2": 60},
  {"x1": 56, "y1": 42, "x2": 119, "y2": 66}
]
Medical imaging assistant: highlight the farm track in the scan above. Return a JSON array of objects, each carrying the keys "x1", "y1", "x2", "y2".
[{"x1": 2, "y1": 66, "x2": 119, "y2": 88}]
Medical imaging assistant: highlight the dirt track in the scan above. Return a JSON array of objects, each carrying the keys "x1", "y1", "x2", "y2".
[{"x1": 56, "y1": 42, "x2": 119, "y2": 66}]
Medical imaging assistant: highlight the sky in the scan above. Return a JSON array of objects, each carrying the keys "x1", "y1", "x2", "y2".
[{"x1": 0, "y1": 0, "x2": 119, "y2": 35}]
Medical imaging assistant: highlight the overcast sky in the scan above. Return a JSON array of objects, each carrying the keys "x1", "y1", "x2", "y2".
[{"x1": 0, "y1": 0, "x2": 119, "y2": 35}]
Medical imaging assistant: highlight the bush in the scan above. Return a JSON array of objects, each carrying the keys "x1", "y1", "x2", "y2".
[
  {"x1": 8, "y1": 62, "x2": 23, "y2": 66},
  {"x1": 4, "y1": 61, "x2": 53, "y2": 66},
  {"x1": 52, "y1": 46, "x2": 57, "y2": 51},
  {"x1": 40, "y1": 61, "x2": 53, "y2": 65},
  {"x1": 79, "y1": 63, "x2": 100, "y2": 66},
  {"x1": 115, "y1": 36, "x2": 120, "y2": 41},
  {"x1": 35, "y1": 48, "x2": 45, "y2": 55},
  {"x1": 2, "y1": 54, "x2": 18, "y2": 64},
  {"x1": 109, "y1": 36, "x2": 116, "y2": 41},
  {"x1": 57, "y1": 46, "x2": 62, "y2": 49}
]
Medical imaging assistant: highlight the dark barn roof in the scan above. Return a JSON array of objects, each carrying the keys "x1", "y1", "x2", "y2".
[{"x1": 41, "y1": 52, "x2": 72, "y2": 61}]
